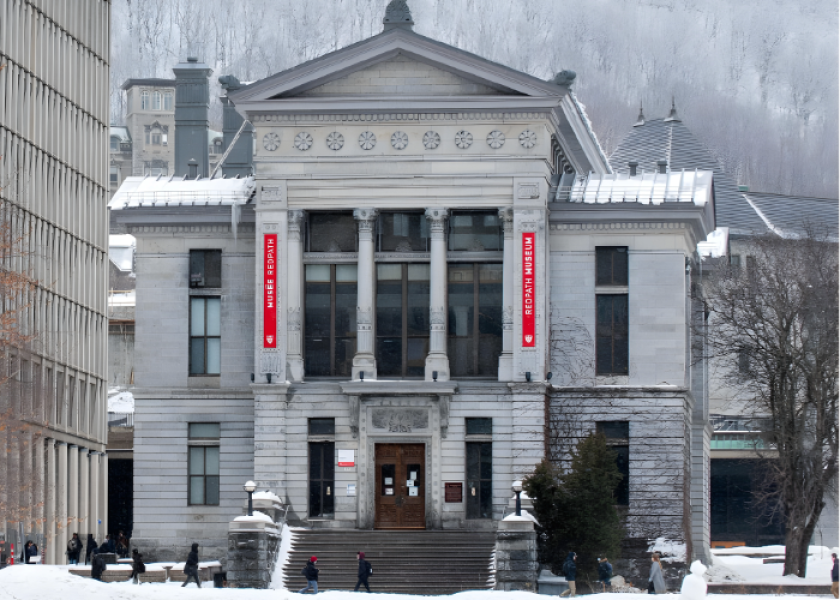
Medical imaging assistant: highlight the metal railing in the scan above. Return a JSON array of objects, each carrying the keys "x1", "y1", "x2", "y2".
[{"x1": 108, "y1": 412, "x2": 134, "y2": 427}]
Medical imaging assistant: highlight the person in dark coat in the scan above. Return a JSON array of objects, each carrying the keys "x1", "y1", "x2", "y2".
[
  {"x1": 299, "y1": 556, "x2": 319, "y2": 594},
  {"x1": 67, "y1": 533, "x2": 83, "y2": 565},
  {"x1": 560, "y1": 551, "x2": 577, "y2": 597},
  {"x1": 100, "y1": 534, "x2": 116, "y2": 554},
  {"x1": 117, "y1": 531, "x2": 129, "y2": 558},
  {"x1": 354, "y1": 551, "x2": 372, "y2": 593},
  {"x1": 598, "y1": 557, "x2": 614, "y2": 592},
  {"x1": 182, "y1": 543, "x2": 201, "y2": 588},
  {"x1": 23, "y1": 541, "x2": 38, "y2": 564},
  {"x1": 831, "y1": 552, "x2": 838, "y2": 599},
  {"x1": 91, "y1": 549, "x2": 107, "y2": 581},
  {"x1": 131, "y1": 549, "x2": 146, "y2": 584},
  {"x1": 85, "y1": 534, "x2": 98, "y2": 565}
]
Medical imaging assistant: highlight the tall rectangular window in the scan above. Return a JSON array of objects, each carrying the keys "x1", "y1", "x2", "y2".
[
  {"x1": 309, "y1": 442, "x2": 335, "y2": 518},
  {"x1": 152, "y1": 91, "x2": 162, "y2": 110},
  {"x1": 304, "y1": 264, "x2": 357, "y2": 377},
  {"x1": 189, "y1": 249, "x2": 222, "y2": 288},
  {"x1": 378, "y1": 212, "x2": 429, "y2": 252},
  {"x1": 596, "y1": 295, "x2": 628, "y2": 375},
  {"x1": 110, "y1": 166, "x2": 119, "y2": 185},
  {"x1": 189, "y1": 423, "x2": 220, "y2": 505},
  {"x1": 596, "y1": 247, "x2": 628, "y2": 286},
  {"x1": 448, "y1": 211, "x2": 502, "y2": 251},
  {"x1": 376, "y1": 264, "x2": 430, "y2": 377},
  {"x1": 466, "y1": 442, "x2": 493, "y2": 519},
  {"x1": 141, "y1": 90, "x2": 150, "y2": 110},
  {"x1": 596, "y1": 421, "x2": 630, "y2": 506},
  {"x1": 448, "y1": 263, "x2": 503, "y2": 377},
  {"x1": 163, "y1": 92, "x2": 173, "y2": 111},
  {"x1": 190, "y1": 297, "x2": 221, "y2": 375}
]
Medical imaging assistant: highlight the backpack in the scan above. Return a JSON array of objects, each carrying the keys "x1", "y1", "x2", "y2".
[
  {"x1": 301, "y1": 566, "x2": 307, "y2": 576},
  {"x1": 138, "y1": 562, "x2": 146, "y2": 574},
  {"x1": 367, "y1": 561, "x2": 373, "y2": 577}
]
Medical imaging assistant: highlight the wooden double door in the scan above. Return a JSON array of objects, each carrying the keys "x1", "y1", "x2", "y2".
[{"x1": 374, "y1": 443, "x2": 426, "y2": 529}]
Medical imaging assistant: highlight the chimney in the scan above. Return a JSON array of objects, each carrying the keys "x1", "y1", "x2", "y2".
[
  {"x1": 383, "y1": 0, "x2": 414, "y2": 31},
  {"x1": 188, "y1": 158, "x2": 198, "y2": 179},
  {"x1": 219, "y1": 75, "x2": 254, "y2": 177},
  {"x1": 657, "y1": 160, "x2": 668, "y2": 174},
  {"x1": 628, "y1": 161, "x2": 638, "y2": 177},
  {"x1": 173, "y1": 56, "x2": 213, "y2": 178}
]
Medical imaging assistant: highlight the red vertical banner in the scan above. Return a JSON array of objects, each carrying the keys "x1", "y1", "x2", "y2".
[
  {"x1": 522, "y1": 232, "x2": 536, "y2": 347},
  {"x1": 264, "y1": 234, "x2": 277, "y2": 348}
]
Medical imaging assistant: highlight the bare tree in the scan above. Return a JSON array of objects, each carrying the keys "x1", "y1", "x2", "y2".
[{"x1": 698, "y1": 231, "x2": 838, "y2": 577}]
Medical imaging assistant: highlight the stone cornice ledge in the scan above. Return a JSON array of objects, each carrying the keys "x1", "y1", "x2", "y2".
[
  {"x1": 339, "y1": 381, "x2": 457, "y2": 396},
  {"x1": 507, "y1": 382, "x2": 550, "y2": 394},
  {"x1": 550, "y1": 384, "x2": 689, "y2": 394}
]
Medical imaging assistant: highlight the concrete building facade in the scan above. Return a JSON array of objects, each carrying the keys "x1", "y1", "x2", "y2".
[
  {"x1": 111, "y1": 6, "x2": 715, "y2": 569},
  {"x1": 0, "y1": 0, "x2": 111, "y2": 564}
]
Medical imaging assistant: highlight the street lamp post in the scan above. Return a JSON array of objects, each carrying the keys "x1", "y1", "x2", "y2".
[
  {"x1": 243, "y1": 480, "x2": 257, "y2": 516},
  {"x1": 512, "y1": 480, "x2": 523, "y2": 517}
]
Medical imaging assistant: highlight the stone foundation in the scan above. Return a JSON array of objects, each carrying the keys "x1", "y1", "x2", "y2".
[{"x1": 494, "y1": 519, "x2": 538, "y2": 591}]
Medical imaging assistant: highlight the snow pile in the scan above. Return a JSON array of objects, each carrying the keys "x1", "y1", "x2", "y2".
[
  {"x1": 609, "y1": 575, "x2": 643, "y2": 593},
  {"x1": 707, "y1": 545, "x2": 836, "y2": 584},
  {"x1": 107, "y1": 389, "x2": 135, "y2": 413},
  {"x1": 253, "y1": 491, "x2": 282, "y2": 503},
  {"x1": 648, "y1": 538, "x2": 687, "y2": 563},
  {"x1": 502, "y1": 509, "x2": 539, "y2": 524},
  {"x1": 233, "y1": 510, "x2": 274, "y2": 524},
  {"x1": 269, "y1": 524, "x2": 295, "y2": 590},
  {"x1": 679, "y1": 561, "x2": 708, "y2": 600}
]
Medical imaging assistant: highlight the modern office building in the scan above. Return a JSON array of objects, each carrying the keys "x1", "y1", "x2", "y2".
[{"x1": 0, "y1": 0, "x2": 111, "y2": 564}]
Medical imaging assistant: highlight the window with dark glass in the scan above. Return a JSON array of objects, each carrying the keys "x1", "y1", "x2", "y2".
[
  {"x1": 190, "y1": 297, "x2": 221, "y2": 375},
  {"x1": 188, "y1": 423, "x2": 220, "y2": 506},
  {"x1": 376, "y1": 263, "x2": 429, "y2": 377},
  {"x1": 466, "y1": 418, "x2": 493, "y2": 436},
  {"x1": 596, "y1": 247, "x2": 628, "y2": 286},
  {"x1": 466, "y1": 442, "x2": 493, "y2": 519},
  {"x1": 378, "y1": 212, "x2": 429, "y2": 252},
  {"x1": 110, "y1": 137, "x2": 119, "y2": 151},
  {"x1": 596, "y1": 295, "x2": 628, "y2": 375},
  {"x1": 304, "y1": 264, "x2": 357, "y2": 377},
  {"x1": 448, "y1": 264, "x2": 503, "y2": 377},
  {"x1": 596, "y1": 421, "x2": 629, "y2": 505},
  {"x1": 189, "y1": 249, "x2": 222, "y2": 288},
  {"x1": 307, "y1": 212, "x2": 357, "y2": 252},
  {"x1": 309, "y1": 442, "x2": 335, "y2": 518},
  {"x1": 448, "y1": 211, "x2": 502, "y2": 251},
  {"x1": 308, "y1": 418, "x2": 336, "y2": 436}
]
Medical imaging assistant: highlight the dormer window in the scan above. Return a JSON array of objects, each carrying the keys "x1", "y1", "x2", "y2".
[{"x1": 144, "y1": 122, "x2": 168, "y2": 146}]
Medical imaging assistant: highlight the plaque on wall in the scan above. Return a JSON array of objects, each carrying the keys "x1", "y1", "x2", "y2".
[{"x1": 445, "y1": 482, "x2": 463, "y2": 503}]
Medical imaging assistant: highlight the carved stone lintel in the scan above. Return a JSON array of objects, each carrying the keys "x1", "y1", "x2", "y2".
[
  {"x1": 372, "y1": 409, "x2": 429, "y2": 432},
  {"x1": 287, "y1": 307, "x2": 301, "y2": 331},
  {"x1": 353, "y1": 208, "x2": 379, "y2": 231},
  {"x1": 260, "y1": 350, "x2": 282, "y2": 375}
]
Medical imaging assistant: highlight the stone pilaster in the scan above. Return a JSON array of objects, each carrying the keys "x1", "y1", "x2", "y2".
[
  {"x1": 45, "y1": 438, "x2": 56, "y2": 564},
  {"x1": 68, "y1": 445, "x2": 79, "y2": 538},
  {"x1": 79, "y1": 448, "x2": 89, "y2": 537},
  {"x1": 252, "y1": 383, "x2": 290, "y2": 502},
  {"x1": 56, "y1": 441, "x2": 67, "y2": 564},
  {"x1": 352, "y1": 208, "x2": 378, "y2": 380},
  {"x1": 255, "y1": 184, "x2": 287, "y2": 383},
  {"x1": 100, "y1": 453, "x2": 108, "y2": 541},
  {"x1": 286, "y1": 210, "x2": 305, "y2": 382},
  {"x1": 89, "y1": 452, "x2": 100, "y2": 540},
  {"x1": 498, "y1": 207, "x2": 514, "y2": 380},
  {"x1": 425, "y1": 208, "x2": 450, "y2": 381},
  {"x1": 35, "y1": 434, "x2": 45, "y2": 546}
]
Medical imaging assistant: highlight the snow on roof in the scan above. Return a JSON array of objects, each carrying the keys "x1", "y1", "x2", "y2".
[
  {"x1": 109, "y1": 175, "x2": 256, "y2": 210},
  {"x1": 209, "y1": 129, "x2": 223, "y2": 143},
  {"x1": 234, "y1": 510, "x2": 274, "y2": 524},
  {"x1": 109, "y1": 125, "x2": 131, "y2": 142},
  {"x1": 697, "y1": 227, "x2": 729, "y2": 258},
  {"x1": 109, "y1": 234, "x2": 136, "y2": 271},
  {"x1": 558, "y1": 169, "x2": 713, "y2": 206},
  {"x1": 108, "y1": 389, "x2": 135, "y2": 413},
  {"x1": 253, "y1": 491, "x2": 282, "y2": 503}
]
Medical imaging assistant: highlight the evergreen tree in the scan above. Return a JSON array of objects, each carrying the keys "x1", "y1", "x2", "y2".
[{"x1": 524, "y1": 433, "x2": 624, "y2": 580}]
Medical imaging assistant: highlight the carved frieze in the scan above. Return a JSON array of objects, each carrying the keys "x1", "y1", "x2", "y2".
[
  {"x1": 423, "y1": 131, "x2": 441, "y2": 150},
  {"x1": 424, "y1": 208, "x2": 448, "y2": 232},
  {"x1": 262, "y1": 132, "x2": 280, "y2": 151},
  {"x1": 372, "y1": 409, "x2": 429, "y2": 433},
  {"x1": 326, "y1": 131, "x2": 345, "y2": 151},
  {"x1": 519, "y1": 130, "x2": 537, "y2": 149},
  {"x1": 354, "y1": 208, "x2": 379, "y2": 231},
  {"x1": 294, "y1": 132, "x2": 313, "y2": 151},
  {"x1": 487, "y1": 130, "x2": 505, "y2": 149},
  {"x1": 454, "y1": 130, "x2": 473, "y2": 149},
  {"x1": 391, "y1": 131, "x2": 409, "y2": 150},
  {"x1": 358, "y1": 131, "x2": 377, "y2": 150},
  {"x1": 260, "y1": 350, "x2": 282, "y2": 374}
]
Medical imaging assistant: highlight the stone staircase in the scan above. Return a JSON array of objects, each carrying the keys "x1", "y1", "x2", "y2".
[{"x1": 283, "y1": 529, "x2": 496, "y2": 594}]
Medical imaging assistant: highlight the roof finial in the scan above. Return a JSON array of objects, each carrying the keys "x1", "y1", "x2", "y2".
[
  {"x1": 634, "y1": 101, "x2": 645, "y2": 127},
  {"x1": 383, "y1": 0, "x2": 414, "y2": 31},
  {"x1": 664, "y1": 96, "x2": 681, "y2": 122}
]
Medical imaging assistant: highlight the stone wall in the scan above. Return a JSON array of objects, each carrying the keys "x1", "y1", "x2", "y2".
[
  {"x1": 494, "y1": 519, "x2": 538, "y2": 591},
  {"x1": 226, "y1": 521, "x2": 281, "y2": 589}
]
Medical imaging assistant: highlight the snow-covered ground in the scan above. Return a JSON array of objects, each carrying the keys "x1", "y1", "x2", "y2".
[{"x1": 708, "y1": 545, "x2": 836, "y2": 585}]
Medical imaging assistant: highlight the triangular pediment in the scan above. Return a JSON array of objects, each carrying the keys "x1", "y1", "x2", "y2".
[{"x1": 232, "y1": 28, "x2": 566, "y2": 102}]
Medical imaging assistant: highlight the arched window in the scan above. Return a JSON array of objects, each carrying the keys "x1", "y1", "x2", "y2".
[
  {"x1": 152, "y1": 91, "x2": 162, "y2": 110},
  {"x1": 141, "y1": 90, "x2": 150, "y2": 110}
]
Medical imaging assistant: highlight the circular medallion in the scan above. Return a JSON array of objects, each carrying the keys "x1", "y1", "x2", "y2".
[
  {"x1": 326, "y1": 131, "x2": 345, "y2": 151},
  {"x1": 423, "y1": 131, "x2": 441, "y2": 150},
  {"x1": 391, "y1": 131, "x2": 409, "y2": 150},
  {"x1": 455, "y1": 130, "x2": 473, "y2": 149},
  {"x1": 262, "y1": 132, "x2": 280, "y2": 151},
  {"x1": 486, "y1": 130, "x2": 505, "y2": 149},
  {"x1": 519, "y1": 130, "x2": 537, "y2": 149},
  {"x1": 294, "y1": 132, "x2": 313, "y2": 151},
  {"x1": 358, "y1": 131, "x2": 377, "y2": 150}
]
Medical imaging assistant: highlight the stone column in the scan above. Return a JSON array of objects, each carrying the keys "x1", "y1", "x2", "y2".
[
  {"x1": 286, "y1": 210, "x2": 305, "y2": 382},
  {"x1": 35, "y1": 434, "x2": 45, "y2": 546},
  {"x1": 495, "y1": 519, "x2": 538, "y2": 591},
  {"x1": 352, "y1": 208, "x2": 378, "y2": 380},
  {"x1": 45, "y1": 438, "x2": 56, "y2": 564},
  {"x1": 498, "y1": 207, "x2": 514, "y2": 380},
  {"x1": 68, "y1": 445, "x2": 79, "y2": 540},
  {"x1": 101, "y1": 453, "x2": 108, "y2": 539},
  {"x1": 89, "y1": 452, "x2": 100, "y2": 540},
  {"x1": 56, "y1": 441, "x2": 68, "y2": 564},
  {"x1": 424, "y1": 208, "x2": 450, "y2": 381},
  {"x1": 79, "y1": 448, "x2": 89, "y2": 538}
]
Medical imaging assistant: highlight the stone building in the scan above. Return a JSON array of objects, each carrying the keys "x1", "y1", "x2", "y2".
[
  {"x1": 111, "y1": 3, "x2": 715, "y2": 568},
  {"x1": 0, "y1": 0, "x2": 111, "y2": 564}
]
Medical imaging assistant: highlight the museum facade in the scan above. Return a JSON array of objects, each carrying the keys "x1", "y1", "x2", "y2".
[{"x1": 112, "y1": 6, "x2": 715, "y2": 563}]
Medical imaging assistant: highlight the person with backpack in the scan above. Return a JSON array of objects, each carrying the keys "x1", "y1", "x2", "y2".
[
  {"x1": 23, "y1": 541, "x2": 38, "y2": 564},
  {"x1": 67, "y1": 533, "x2": 83, "y2": 565},
  {"x1": 131, "y1": 549, "x2": 146, "y2": 584},
  {"x1": 299, "y1": 556, "x2": 319, "y2": 594},
  {"x1": 182, "y1": 543, "x2": 202, "y2": 588},
  {"x1": 85, "y1": 534, "x2": 98, "y2": 565},
  {"x1": 598, "y1": 557, "x2": 614, "y2": 592},
  {"x1": 91, "y1": 548, "x2": 107, "y2": 581},
  {"x1": 354, "y1": 551, "x2": 372, "y2": 592},
  {"x1": 559, "y1": 551, "x2": 577, "y2": 597}
]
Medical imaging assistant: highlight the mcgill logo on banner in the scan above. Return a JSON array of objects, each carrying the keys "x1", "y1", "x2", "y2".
[{"x1": 522, "y1": 232, "x2": 536, "y2": 347}]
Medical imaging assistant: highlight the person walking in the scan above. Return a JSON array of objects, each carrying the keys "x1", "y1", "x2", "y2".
[
  {"x1": 354, "y1": 551, "x2": 372, "y2": 592},
  {"x1": 831, "y1": 552, "x2": 838, "y2": 599},
  {"x1": 648, "y1": 553, "x2": 666, "y2": 594},
  {"x1": 91, "y1": 548, "x2": 107, "y2": 581},
  {"x1": 559, "y1": 551, "x2": 577, "y2": 597},
  {"x1": 130, "y1": 549, "x2": 146, "y2": 584},
  {"x1": 67, "y1": 533, "x2": 83, "y2": 565},
  {"x1": 299, "y1": 556, "x2": 319, "y2": 594},
  {"x1": 182, "y1": 543, "x2": 202, "y2": 588},
  {"x1": 85, "y1": 534, "x2": 98, "y2": 565},
  {"x1": 23, "y1": 541, "x2": 38, "y2": 564},
  {"x1": 598, "y1": 557, "x2": 613, "y2": 592}
]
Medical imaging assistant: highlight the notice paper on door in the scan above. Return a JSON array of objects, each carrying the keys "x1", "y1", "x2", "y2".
[
  {"x1": 409, "y1": 487, "x2": 418, "y2": 497},
  {"x1": 337, "y1": 449, "x2": 355, "y2": 467},
  {"x1": 406, "y1": 480, "x2": 415, "y2": 487}
]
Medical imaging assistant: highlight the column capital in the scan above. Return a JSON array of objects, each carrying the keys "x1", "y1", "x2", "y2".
[
  {"x1": 287, "y1": 209, "x2": 305, "y2": 230},
  {"x1": 424, "y1": 207, "x2": 449, "y2": 226},
  {"x1": 353, "y1": 208, "x2": 379, "y2": 228},
  {"x1": 498, "y1": 207, "x2": 514, "y2": 238}
]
